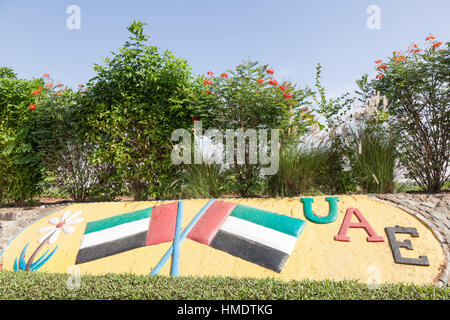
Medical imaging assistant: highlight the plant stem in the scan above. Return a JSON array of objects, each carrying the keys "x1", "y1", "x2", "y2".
[{"x1": 24, "y1": 230, "x2": 56, "y2": 271}]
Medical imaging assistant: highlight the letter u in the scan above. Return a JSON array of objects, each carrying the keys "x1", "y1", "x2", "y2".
[{"x1": 301, "y1": 197, "x2": 339, "y2": 224}]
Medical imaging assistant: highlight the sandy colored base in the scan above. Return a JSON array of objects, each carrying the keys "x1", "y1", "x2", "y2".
[{"x1": 1, "y1": 196, "x2": 446, "y2": 285}]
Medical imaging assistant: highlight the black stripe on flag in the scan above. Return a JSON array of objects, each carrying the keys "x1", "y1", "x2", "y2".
[
  {"x1": 210, "y1": 230, "x2": 289, "y2": 273},
  {"x1": 75, "y1": 232, "x2": 147, "y2": 265}
]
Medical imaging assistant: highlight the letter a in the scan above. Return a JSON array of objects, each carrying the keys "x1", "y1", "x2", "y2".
[{"x1": 334, "y1": 208, "x2": 384, "y2": 242}]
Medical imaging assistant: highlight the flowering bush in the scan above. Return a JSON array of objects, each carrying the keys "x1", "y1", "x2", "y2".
[
  {"x1": 362, "y1": 36, "x2": 449, "y2": 192},
  {"x1": 195, "y1": 60, "x2": 317, "y2": 141},
  {"x1": 0, "y1": 69, "x2": 45, "y2": 204},
  {"x1": 0, "y1": 69, "x2": 108, "y2": 203},
  {"x1": 28, "y1": 76, "x2": 115, "y2": 201},
  {"x1": 190, "y1": 60, "x2": 318, "y2": 196}
]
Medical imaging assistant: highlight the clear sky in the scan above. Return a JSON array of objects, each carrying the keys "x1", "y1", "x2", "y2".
[{"x1": 1, "y1": 0, "x2": 449, "y2": 97}]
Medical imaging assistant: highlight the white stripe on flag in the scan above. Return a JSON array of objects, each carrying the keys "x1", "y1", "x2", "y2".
[
  {"x1": 220, "y1": 216, "x2": 298, "y2": 255},
  {"x1": 79, "y1": 218, "x2": 150, "y2": 249}
]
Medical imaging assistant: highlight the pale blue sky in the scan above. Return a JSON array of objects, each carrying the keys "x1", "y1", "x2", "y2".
[{"x1": 0, "y1": 0, "x2": 449, "y2": 97}]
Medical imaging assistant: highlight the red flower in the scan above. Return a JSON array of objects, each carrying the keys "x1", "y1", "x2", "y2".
[
  {"x1": 376, "y1": 64, "x2": 387, "y2": 70},
  {"x1": 256, "y1": 79, "x2": 264, "y2": 84},
  {"x1": 31, "y1": 89, "x2": 41, "y2": 95},
  {"x1": 302, "y1": 107, "x2": 309, "y2": 112},
  {"x1": 279, "y1": 85, "x2": 286, "y2": 91},
  {"x1": 203, "y1": 79, "x2": 212, "y2": 86},
  {"x1": 43, "y1": 73, "x2": 50, "y2": 78},
  {"x1": 374, "y1": 60, "x2": 382, "y2": 64},
  {"x1": 29, "y1": 104, "x2": 36, "y2": 111},
  {"x1": 413, "y1": 44, "x2": 418, "y2": 49},
  {"x1": 268, "y1": 79, "x2": 278, "y2": 86},
  {"x1": 376, "y1": 74, "x2": 385, "y2": 80},
  {"x1": 425, "y1": 36, "x2": 435, "y2": 41},
  {"x1": 432, "y1": 41, "x2": 442, "y2": 49},
  {"x1": 283, "y1": 93, "x2": 292, "y2": 99},
  {"x1": 266, "y1": 69, "x2": 274, "y2": 75},
  {"x1": 207, "y1": 71, "x2": 214, "y2": 76},
  {"x1": 46, "y1": 83, "x2": 53, "y2": 88},
  {"x1": 204, "y1": 90, "x2": 213, "y2": 94},
  {"x1": 394, "y1": 55, "x2": 406, "y2": 63},
  {"x1": 220, "y1": 73, "x2": 228, "y2": 78}
]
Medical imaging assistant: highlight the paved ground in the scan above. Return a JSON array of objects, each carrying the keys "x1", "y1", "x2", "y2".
[{"x1": 0, "y1": 204, "x2": 69, "y2": 269}]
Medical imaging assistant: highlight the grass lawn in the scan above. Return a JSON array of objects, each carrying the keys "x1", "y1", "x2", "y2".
[{"x1": 0, "y1": 271, "x2": 448, "y2": 300}]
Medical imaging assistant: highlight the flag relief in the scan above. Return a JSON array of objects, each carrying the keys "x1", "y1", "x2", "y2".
[
  {"x1": 187, "y1": 201, "x2": 306, "y2": 272},
  {"x1": 74, "y1": 200, "x2": 305, "y2": 273},
  {"x1": 75, "y1": 202, "x2": 179, "y2": 264}
]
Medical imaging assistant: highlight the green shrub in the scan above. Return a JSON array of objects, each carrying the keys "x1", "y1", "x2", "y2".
[
  {"x1": 321, "y1": 142, "x2": 357, "y2": 194},
  {"x1": 78, "y1": 21, "x2": 198, "y2": 200},
  {"x1": 312, "y1": 64, "x2": 359, "y2": 195},
  {"x1": 166, "y1": 163, "x2": 227, "y2": 199},
  {"x1": 346, "y1": 127, "x2": 396, "y2": 193},
  {"x1": 266, "y1": 143, "x2": 333, "y2": 197}
]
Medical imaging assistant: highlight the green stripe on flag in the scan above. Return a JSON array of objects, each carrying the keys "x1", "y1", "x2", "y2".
[
  {"x1": 85, "y1": 207, "x2": 152, "y2": 234},
  {"x1": 230, "y1": 205, "x2": 304, "y2": 237}
]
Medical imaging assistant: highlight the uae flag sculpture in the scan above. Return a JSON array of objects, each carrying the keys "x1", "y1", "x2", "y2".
[
  {"x1": 75, "y1": 202, "x2": 179, "y2": 265},
  {"x1": 75, "y1": 200, "x2": 306, "y2": 273},
  {"x1": 187, "y1": 201, "x2": 306, "y2": 273}
]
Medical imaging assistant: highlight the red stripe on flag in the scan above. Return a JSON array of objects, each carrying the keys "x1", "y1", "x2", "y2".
[
  {"x1": 187, "y1": 201, "x2": 237, "y2": 245},
  {"x1": 146, "y1": 202, "x2": 179, "y2": 246}
]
